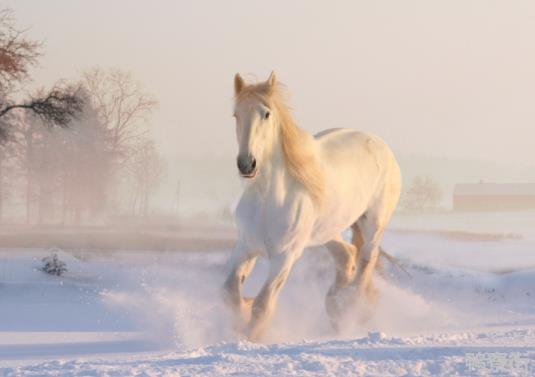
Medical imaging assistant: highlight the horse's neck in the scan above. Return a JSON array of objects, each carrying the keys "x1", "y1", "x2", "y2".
[{"x1": 251, "y1": 137, "x2": 293, "y2": 200}]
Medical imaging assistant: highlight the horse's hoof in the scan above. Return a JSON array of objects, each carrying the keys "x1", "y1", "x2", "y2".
[
  {"x1": 246, "y1": 327, "x2": 264, "y2": 343},
  {"x1": 329, "y1": 318, "x2": 341, "y2": 334}
]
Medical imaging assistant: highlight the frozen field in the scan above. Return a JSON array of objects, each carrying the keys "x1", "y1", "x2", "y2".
[{"x1": 1, "y1": 212, "x2": 535, "y2": 376}]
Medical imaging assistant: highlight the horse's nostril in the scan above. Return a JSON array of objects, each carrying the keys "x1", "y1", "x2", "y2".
[{"x1": 237, "y1": 155, "x2": 256, "y2": 175}]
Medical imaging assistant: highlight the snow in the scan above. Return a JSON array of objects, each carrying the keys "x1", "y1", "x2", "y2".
[{"x1": 1, "y1": 212, "x2": 535, "y2": 376}]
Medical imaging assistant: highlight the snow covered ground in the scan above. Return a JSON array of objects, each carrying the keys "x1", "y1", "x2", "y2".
[{"x1": 1, "y1": 212, "x2": 535, "y2": 376}]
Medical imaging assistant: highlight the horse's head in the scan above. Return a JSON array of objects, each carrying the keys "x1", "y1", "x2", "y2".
[{"x1": 232, "y1": 72, "x2": 278, "y2": 179}]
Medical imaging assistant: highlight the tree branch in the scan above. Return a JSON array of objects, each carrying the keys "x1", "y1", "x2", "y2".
[{"x1": 0, "y1": 85, "x2": 84, "y2": 139}]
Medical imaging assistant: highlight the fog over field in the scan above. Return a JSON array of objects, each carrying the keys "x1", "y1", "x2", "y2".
[{"x1": 4, "y1": 0, "x2": 535, "y2": 215}]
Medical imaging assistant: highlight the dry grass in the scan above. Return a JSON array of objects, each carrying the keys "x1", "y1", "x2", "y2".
[
  {"x1": 391, "y1": 228, "x2": 522, "y2": 242},
  {"x1": 0, "y1": 224, "x2": 237, "y2": 252}
]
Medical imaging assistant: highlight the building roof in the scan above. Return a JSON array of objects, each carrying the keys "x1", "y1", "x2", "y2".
[{"x1": 454, "y1": 183, "x2": 535, "y2": 196}]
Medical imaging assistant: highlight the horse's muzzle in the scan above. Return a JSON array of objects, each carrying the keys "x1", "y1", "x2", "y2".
[{"x1": 237, "y1": 154, "x2": 257, "y2": 178}]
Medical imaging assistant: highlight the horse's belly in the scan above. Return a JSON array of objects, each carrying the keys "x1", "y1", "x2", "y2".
[
  {"x1": 308, "y1": 166, "x2": 375, "y2": 245},
  {"x1": 309, "y1": 198, "x2": 367, "y2": 246}
]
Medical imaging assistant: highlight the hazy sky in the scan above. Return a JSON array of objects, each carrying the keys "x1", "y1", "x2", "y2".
[{"x1": 6, "y1": 0, "x2": 535, "y2": 167}]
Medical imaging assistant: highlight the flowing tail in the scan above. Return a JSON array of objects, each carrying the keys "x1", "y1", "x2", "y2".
[{"x1": 379, "y1": 246, "x2": 411, "y2": 277}]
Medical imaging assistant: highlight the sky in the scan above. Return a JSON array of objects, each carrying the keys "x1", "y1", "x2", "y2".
[{"x1": 4, "y1": 0, "x2": 535, "y2": 212}]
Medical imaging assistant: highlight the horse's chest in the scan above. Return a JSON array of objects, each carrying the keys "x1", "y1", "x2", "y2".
[{"x1": 235, "y1": 193, "x2": 312, "y2": 255}]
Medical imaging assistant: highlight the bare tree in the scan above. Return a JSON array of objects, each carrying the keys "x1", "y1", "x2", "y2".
[
  {"x1": 128, "y1": 140, "x2": 165, "y2": 217},
  {"x1": 0, "y1": 111, "x2": 21, "y2": 222},
  {"x1": 15, "y1": 89, "x2": 111, "y2": 225},
  {"x1": 0, "y1": 85, "x2": 83, "y2": 128},
  {"x1": 0, "y1": 8, "x2": 40, "y2": 94},
  {"x1": 15, "y1": 111, "x2": 40, "y2": 224},
  {"x1": 0, "y1": 8, "x2": 83, "y2": 139},
  {"x1": 82, "y1": 67, "x2": 157, "y2": 168},
  {"x1": 402, "y1": 175, "x2": 442, "y2": 211}
]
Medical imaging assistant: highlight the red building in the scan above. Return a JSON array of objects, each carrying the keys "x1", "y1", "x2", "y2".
[{"x1": 453, "y1": 183, "x2": 535, "y2": 211}]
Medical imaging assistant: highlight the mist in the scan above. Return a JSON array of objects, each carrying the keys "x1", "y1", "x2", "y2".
[{"x1": 4, "y1": 0, "x2": 535, "y2": 216}]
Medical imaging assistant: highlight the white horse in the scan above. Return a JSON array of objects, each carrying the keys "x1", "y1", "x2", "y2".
[{"x1": 223, "y1": 72, "x2": 401, "y2": 341}]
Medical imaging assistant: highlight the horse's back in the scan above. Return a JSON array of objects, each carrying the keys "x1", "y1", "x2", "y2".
[
  {"x1": 315, "y1": 128, "x2": 396, "y2": 169},
  {"x1": 315, "y1": 128, "x2": 382, "y2": 148}
]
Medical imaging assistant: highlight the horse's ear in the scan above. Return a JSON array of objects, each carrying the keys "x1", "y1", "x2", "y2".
[
  {"x1": 267, "y1": 71, "x2": 277, "y2": 88},
  {"x1": 234, "y1": 73, "x2": 245, "y2": 96}
]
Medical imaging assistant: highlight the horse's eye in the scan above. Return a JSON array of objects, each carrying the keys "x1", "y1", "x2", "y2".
[{"x1": 264, "y1": 111, "x2": 270, "y2": 120}]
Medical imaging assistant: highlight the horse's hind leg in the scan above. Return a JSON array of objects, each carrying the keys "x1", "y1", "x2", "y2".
[
  {"x1": 351, "y1": 222, "x2": 365, "y2": 271},
  {"x1": 222, "y1": 243, "x2": 258, "y2": 329},
  {"x1": 352, "y1": 168, "x2": 400, "y2": 304},
  {"x1": 324, "y1": 236, "x2": 357, "y2": 331},
  {"x1": 352, "y1": 210, "x2": 391, "y2": 304},
  {"x1": 355, "y1": 229, "x2": 382, "y2": 307}
]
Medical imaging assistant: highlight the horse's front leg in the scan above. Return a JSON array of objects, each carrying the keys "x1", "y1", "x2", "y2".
[
  {"x1": 247, "y1": 250, "x2": 299, "y2": 342},
  {"x1": 222, "y1": 243, "x2": 258, "y2": 330}
]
